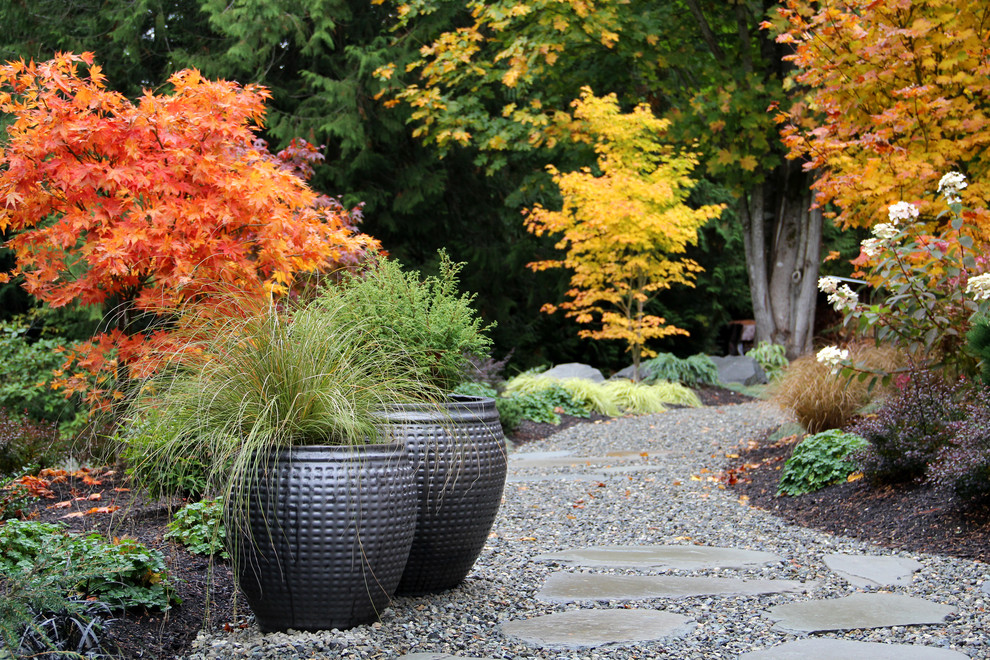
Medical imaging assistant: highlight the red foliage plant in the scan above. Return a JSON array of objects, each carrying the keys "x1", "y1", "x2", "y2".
[{"x1": 0, "y1": 53, "x2": 380, "y2": 409}]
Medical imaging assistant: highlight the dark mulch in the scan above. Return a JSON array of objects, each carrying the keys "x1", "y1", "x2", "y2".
[
  {"x1": 16, "y1": 384, "x2": 986, "y2": 658},
  {"x1": 722, "y1": 427, "x2": 990, "y2": 564},
  {"x1": 13, "y1": 469, "x2": 242, "y2": 659}
]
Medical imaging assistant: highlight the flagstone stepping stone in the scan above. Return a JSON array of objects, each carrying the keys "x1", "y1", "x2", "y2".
[
  {"x1": 536, "y1": 545, "x2": 783, "y2": 569},
  {"x1": 399, "y1": 654, "x2": 501, "y2": 660},
  {"x1": 500, "y1": 609, "x2": 695, "y2": 650},
  {"x1": 509, "y1": 451, "x2": 669, "y2": 469},
  {"x1": 823, "y1": 553, "x2": 923, "y2": 587},
  {"x1": 537, "y1": 572, "x2": 811, "y2": 603},
  {"x1": 508, "y1": 472, "x2": 618, "y2": 483},
  {"x1": 765, "y1": 593, "x2": 957, "y2": 633},
  {"x1": 737, "y1": 638, "x2": 970, "y2": 659},
  {"x1": 507, "y1": 465, "x2": 663, "y2": 483}
]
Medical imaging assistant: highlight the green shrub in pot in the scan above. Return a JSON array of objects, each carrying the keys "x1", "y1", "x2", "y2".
[
  {"x1": 125, "y1": 294, "x2": 439, "y2": 631},
  {"x1": 318, "y1": 251, "x2": 507, "y2": 594}
]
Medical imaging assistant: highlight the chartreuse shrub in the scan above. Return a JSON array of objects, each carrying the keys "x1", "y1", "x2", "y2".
[
  {"x1": 500, "y1": 372, "x2": 700, "y2": 424},
  {"x1": 639, "y1": 352, "x2": 719, "y2": 387},
  {"x1": 849, "y1": 370, "x2": 968, "y2": 484},
  {"x1": 777, "y1": 430, "x2": 869, "y2": 496},
  {"x1": 0, "y1": 520, "x2": 179, "y2": 655},
  {"x1": 771, "y1": 343, "x2": 905, "y2": 433},
  {"x1": 746, "y1": 342, "x2": 789, "y2": 382},
  {"x1": 320, "y1": 250, "x2": 494, "y2": 392},
  {"x1": 165, "y1": 498, "x2": 228, "y2": 559}
]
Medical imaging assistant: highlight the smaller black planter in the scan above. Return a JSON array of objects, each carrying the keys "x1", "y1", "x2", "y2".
[
  {"x1": 233, "y1": 442, "x2": 416, "y2": 632},
  {"x1": 381, "y1": 395, "x2": 507, "y2": 595}
]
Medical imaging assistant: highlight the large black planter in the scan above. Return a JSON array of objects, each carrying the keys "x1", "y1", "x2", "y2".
[
  {"x1": 232, "y1": 442, "x2": 416, "y2": 632},
  {"x1": 380, "y1": 395, "x2": 507, "y2": 595}
]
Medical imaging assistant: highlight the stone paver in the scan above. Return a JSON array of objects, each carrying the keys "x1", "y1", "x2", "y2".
[
  {"x1": 766, "y1": 593, "x2": 957, "y2": 633},
  {"x1": 737, "y1": 638, "x2": 970, "y2": 659},
  {"x1": 537, "y1": 572, "x2": 811, "y2": 603},
  {"x1": 399, "y1": 655, "x2": 501, "y2": 660},
  {"x1": 535, "y1": 544, "x2": 783, "y2": 569},
  {"x1": 823, "y1": 553, "x2": 922, "y2": 587},
  {"x1": 509, "y1": 451, "x2": 669, "y2": 469},
  {"x1": 500, "y1": 609, "x2": 695, "y2": 650}
]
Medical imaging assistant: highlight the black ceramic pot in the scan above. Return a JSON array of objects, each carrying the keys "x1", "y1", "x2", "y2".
[
  {"x1": 232, "y1": 442, "x2": 416, "y2": 632},
  {"x1": 380, "y1": 395, "x2": 507, "y2": 595}
]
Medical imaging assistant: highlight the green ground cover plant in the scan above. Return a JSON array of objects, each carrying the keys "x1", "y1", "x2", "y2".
[
  {"x1": 165, "y1": 498, "x2": 228, "y2": 559},
  {"x1": 0, "y1": 520, "x2": 178, "y2": 612},
  {"x1": 776, "y1": 430, "x2": 869, "y2": 496}
]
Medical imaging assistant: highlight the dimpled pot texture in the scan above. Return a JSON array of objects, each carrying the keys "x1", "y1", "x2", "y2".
[
  {"x1": 233, "y1": 442, "x2": 417, "y2": 632},
  {"x1": 381, "y1": 395, "x2": 508, "y2": 595}
]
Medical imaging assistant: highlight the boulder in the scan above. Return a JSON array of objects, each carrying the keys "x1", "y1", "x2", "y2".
[
  {"x1": 537, "y1": 363, "x2": 606, "y2": 383},
  {"x1": 709, "y1": 355, "x2": 767, "y2": 386}
]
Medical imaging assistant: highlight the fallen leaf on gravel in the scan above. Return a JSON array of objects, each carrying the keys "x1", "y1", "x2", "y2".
[
  {"x1": 50, "y1": 501, "x2": 74, "y2": 509},
  {"x1": 847, "y1": 471, "x2": 864, "y2": 482},
  {"x1": 61, "y1": 512, "x2": 85, "y2": 519}
]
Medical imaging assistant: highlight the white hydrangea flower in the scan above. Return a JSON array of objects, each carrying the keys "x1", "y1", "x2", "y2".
[
  {"x1": 887, "y1": 201, "x2": 918, "y2": 224},
  {"x1": 860, "y1": 237, "x2": 882, "y2": 257},
  {"x1": 871, "y1": 223, "x2": 899, "y2": 241},
  {"x1": 966, "y1": 273, "x2": 990, "y2": 301},
  {"x1": 827, "y1": 283, "x2": 858, "y2": 312},
  {"x1": 816, "y1": 346, "x2": 849, "y2": 374},
  {"x1": 938, "y1": 171, "x2": 968, "y2": 204},
  {"x1": 818, "y1": 276, "x2": 840, "y2": 294}
]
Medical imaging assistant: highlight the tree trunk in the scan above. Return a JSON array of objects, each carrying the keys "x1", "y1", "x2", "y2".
[{"x1": 742, "y1": 167, "x2": 822, "y2": 359}]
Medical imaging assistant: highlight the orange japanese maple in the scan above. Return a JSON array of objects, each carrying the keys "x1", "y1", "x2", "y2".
[{"x1": 0, "y1": 53, "x2": 379, "y2": 407}]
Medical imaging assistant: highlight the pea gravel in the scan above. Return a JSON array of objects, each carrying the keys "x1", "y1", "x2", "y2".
[{"x1": 184, "y1": 402, "x2": 990, "y2": 659}]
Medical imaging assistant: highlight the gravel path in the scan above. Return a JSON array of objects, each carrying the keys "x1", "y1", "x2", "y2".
[{"x1": 185, "y1": 402, "x2": 989, "y2": 659}]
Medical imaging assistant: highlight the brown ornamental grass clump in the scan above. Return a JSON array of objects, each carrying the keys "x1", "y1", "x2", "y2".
[{"x1": 771, "y1": 343, "x2": 907, "y2": 433}]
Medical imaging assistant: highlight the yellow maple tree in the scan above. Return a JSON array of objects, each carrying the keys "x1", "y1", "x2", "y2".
[{"x1": 524, "y1": 88, "x2": 723, "y2": 376}]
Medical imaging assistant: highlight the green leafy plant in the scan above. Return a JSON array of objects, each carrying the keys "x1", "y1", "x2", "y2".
[
  {"x1": 320, "y1": 250, "x2": 494, "y2": 392},
  {"x1": 0, "y1": 520, "x2": 178, "y2": 612},
  {"x1": 165, "y1": 498, "x2": 228, "y2": 559},
  {"x1": 776, "y1": 430, "x2": 869, "y2": 496},
  {"x1": 0, "y1": 321, "x2": 81, "y2": 426},
  {"x1": 746, "y1": 342, "x2": 789, "y2": 382},
  {"x1": 639, "y1": 353, "x2": 719, "y2": 387}
]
